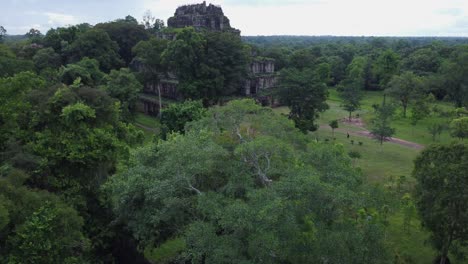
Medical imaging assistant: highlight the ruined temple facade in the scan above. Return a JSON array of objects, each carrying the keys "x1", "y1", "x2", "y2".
[
  {"x1": 244, "y1": 58, "x2": 277, "y2": 96},
  {"x1": 167, "y1": 1, "x2": 240, "y2": 35},
  {"x1": 138, "y1": 2, "x2": 277, "y2": 115}
]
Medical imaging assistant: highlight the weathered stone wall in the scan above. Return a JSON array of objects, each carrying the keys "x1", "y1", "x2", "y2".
[
  {"x1": 250, "y1": 60, "x2": 275, "y2": 74},
  {"x1": 244, "y1": 75, "x2": 278, "y2": 96},
  {"x1": 144, "y1": 79, "x2": 179, "y2": 100}
]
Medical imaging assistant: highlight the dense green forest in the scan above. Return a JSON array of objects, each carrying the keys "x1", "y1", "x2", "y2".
[{"x1": 0, "y1": 10, "x2": 468, "y2": 264}]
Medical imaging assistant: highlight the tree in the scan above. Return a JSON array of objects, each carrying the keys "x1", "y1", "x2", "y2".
[
  {"x1": 409, "y1": 94, "x2": 433, "y2": 129},
  {"x1": 370, "y1": 103, "x2": 396, "y2": 145},
  {"x1": 329, "y1": 119, "x2": 338, "y2": 138},
  {"x1": 0, "y1": 26, "x2": 6, "y2": 43},
  {"x1": 386, "y1": 71, "x2": 422, "y2": 117},
  {"x1": 373, "y1": 49, "x2": 400, "y2": 89},
  {"x1": 348, "y1": 150, "x2": 361, "y2": 167},
  {"x1": 413, "y1": 143, "x2": 468, "y2": 264},
  {"x1": 449, "y1": 117, "x2": 468, "y2": 140},
  {"x1": 133, "y1": 37, "x2": 169, "y2": 116},
  {"x1": 402, "y1": 48, "x2": 441, "y2": 76},
  {"x1": 106, "y1": 99, "x2": 389, "y2": 263},
  {"x1": 103, "y1": 68, "x2": 142, "y2": 121},
  {"x1": 60, "y1": 57, "x2": 104, "y2": 86},
  {"x1": 160, "y1": 100, "x2": 206, "y2": 135},
  {"x1": 69, "y1": 29, "x2": 124, "y2": 72},
  {"x1": 439, "y1": 45, "x2": 468, "y2": 107},
  {"x1": 95, "y1": 18, "x2": 149, "y2": 65},
  {"x1": 278, "y1": 68, "x2": 329, "y2": 132},
  {"x1": 427, "y1": 122, "x2": 445, "y2": 142},
  {"x1": 339, "y1": 56, "x2": 366, "y2": 120},
  {"x1": 25, "y1": 28, "x2": 43, "y2": 43},
  {"x1": 7, "y1": 202, "x2": 88, "y2": 263},
  {"x1": 162, "y1": 28, "x2": 249, "y2": 103},
  {"x1": 32, "y1": 47, "x2": 61, "y2": 71},
  {"x1": 0, "y1": 169, "x2": 89, "y2": 262}
]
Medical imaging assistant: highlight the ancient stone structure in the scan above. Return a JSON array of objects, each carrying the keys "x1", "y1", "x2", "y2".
[
  {"x1": 167, "y1": 1, "x2": 240, "y2": 35},
  {"x1": 244, "y1": 58, "x2": 278, "y2": 96},
  {"x1": 137, "y1": 2, "x2": 277, "y2": 116}
]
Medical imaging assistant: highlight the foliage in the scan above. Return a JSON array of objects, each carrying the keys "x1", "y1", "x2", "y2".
[
  {"x1": 278, "y1": 68, "x2": 329, "y2": 132},
  {"x1": 449, "y1": 117, "x2": 468, "y2": 140},
  {"x1": 0, "y1": 169, "x2": 88, "y2": 262},
  {"x1": 162, "y1": 28, "x2": 249, "y2": 102},
  {"x1": 95, "y1": 18, "x2": 149, "y2": 65},
  {"x1": 370, "y1": 103, "x2": 396, "y2": 145},
  {"x1": 107, "y1": 99, "x2": 389, "y2": 263},
  {"x1": 439, "y1": 45, "x2": 468, "y2": 108},
  {"x1": 160, "y1": 100, "x2": 206, "y2": 135},
  {"x1": 386, "y1": 71, "x2": 423, "y2": 117},
  {"x1": 339, "y1": 56, "x2": 366, "y2": 120},
  {"x1": 60, "y1": 57, "x2": 104, "y2": 86},
  {"x1": 7, "y1": 202, "x2": 88, "y2": 264},
  {"x1": 413, "y1": 143, "x2": 468, "y2": 263},
  {"x1": 69, "y1": 29, "x2": 123, "y2": 72},
  {"x1": 329, "y1": 119, "x2": 338, "y2": 137},
  {"x1": 33, "y1": 47, "x2": 61, "y2": 71},
  {"x1": 102, "y1": 68, "x2": 142, "y2": 121},
  {"x1": 0, "y1": 26, "x2": 6, "y2": 43}
]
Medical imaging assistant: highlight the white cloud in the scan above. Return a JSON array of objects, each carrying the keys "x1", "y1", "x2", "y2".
[
  {"x1": 45, "y1": 12, "x2": 77, "y2": 26},
  {"x1": 142, "y1": 0, "x2": 468, "y2": 36}
]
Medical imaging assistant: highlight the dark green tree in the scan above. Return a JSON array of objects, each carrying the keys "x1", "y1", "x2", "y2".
[
  {"x1": 440, "y1": 45, "x2": 468, "y2": 107},
  {"x1": 278, "y1": 68, "x2": 329, "y2": 132},
  {"x1": 160, "y1": 100, "x2": 206, "y2": 135},
  {"x1": 0, "y1": 26, "x2": 6, "y2": 43},
  {"x1": 449, "y1": 117, "x2": 468, "y2": 140},
  {"x1": 329, "y1": 119, "x2": 338, "y2": 138},
  {"x1": 386, "y1": 71, "x2": 422, "y2": 117},
  {"x1": 69, "y1": 29, "x2": 123, "y2": 72},
  {"x1": 60, "y1": 57, "x2": 104, "y2": 86},
  {"x1": 33, "y1": 47, "x2": 61, "y2": 71},
  {"x1": 95, "y1": 18, "x2": 149, "y2": 65},
  {"x1": 370, "y1": 103, "x2": 396, "y2": 145},
  {"x1": 102, "y1": 68, "x2": 142, "y2": 120},
  {"x1": 339, "y1": 56, "x2": 366, "y2": 120},
  {"x1": 413, "y1": 144, "x2": 468, "y2": 264}
]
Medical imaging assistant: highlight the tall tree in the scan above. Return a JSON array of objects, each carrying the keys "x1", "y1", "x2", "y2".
[
  {"x1": 95, "y1": 18, "x2": 149, "y2": 65},
  {"x1": 440, "y1": 45, "x2": 468, "y2": 107},
  {"x1": 69, "y1": 29, "x2": 124, "y2": 72},
  {"x1": 449, "y1": 117, "x2": 468, "y2": 140},
  {"x1": 339, "y1": 56, "x2": 366, "y2": 120},
  {"x1": 413, "y1": 144, "x2": 468, "y2": 264},
  {"x1": 370, "y1": 103, "x2": 396, "y2": 145},
  {"x1": 373, "y1": 49, "x2": 400, "y2": 89},
  {"x1": 0, "y1": 26, "x2": 6, "y2": 43},
  {"x1": 278, "y1": 68, "x2": 329, "y2": 132},
  {"x1": 386, "y1": 71, "x2": 422, "y2": 117},
  {"x1": 102, "y1": 68, "x2": 142, "y2": 121}
]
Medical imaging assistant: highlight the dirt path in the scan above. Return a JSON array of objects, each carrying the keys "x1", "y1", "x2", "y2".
[{"x1": 321, "y1": 117, "x2": 425, "y2": 150}]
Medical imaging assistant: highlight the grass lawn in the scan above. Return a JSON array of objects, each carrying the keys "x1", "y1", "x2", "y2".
[
  {"x1": 273, "y1": 89, "x2": 465, "y2": 263},
  {"x1": 135, "y1": 113, "x2": 160, "y2": 129},
  {"x1": 134, "y1": 113, "x2": 161, "y2": 143}
]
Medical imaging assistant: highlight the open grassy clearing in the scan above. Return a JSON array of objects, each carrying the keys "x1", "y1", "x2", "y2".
[{"x1": 274, "y1": 90, "x2": 466, "y2": 263}]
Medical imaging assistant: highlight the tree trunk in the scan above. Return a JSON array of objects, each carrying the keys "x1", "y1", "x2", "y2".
[
  {"x1": 403, "y1": 104, "x2": 407, "y2": 117},
  {"x1": 349, "y1": 111, "x2": 352, "y2": 121},
  {"x1": 157, "y1": 83, "x2": 162, "y2": 120}
]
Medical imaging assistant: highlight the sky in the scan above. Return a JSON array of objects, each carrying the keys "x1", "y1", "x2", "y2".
[{"x1": 2, "y1": 0, "x2": 468, "y2": 36}]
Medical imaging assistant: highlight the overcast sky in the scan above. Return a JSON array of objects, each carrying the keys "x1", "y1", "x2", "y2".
[{"x1": 2, "y1": 0, "x2": 468, "y2": 36}]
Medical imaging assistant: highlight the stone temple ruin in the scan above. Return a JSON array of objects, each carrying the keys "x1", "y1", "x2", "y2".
[
  {"x1": 138, "y1": 1, "x2": 278, "y2": 115},
  {"x1": 168, "y1": 1, "x2": 240, "y2": 35}
]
